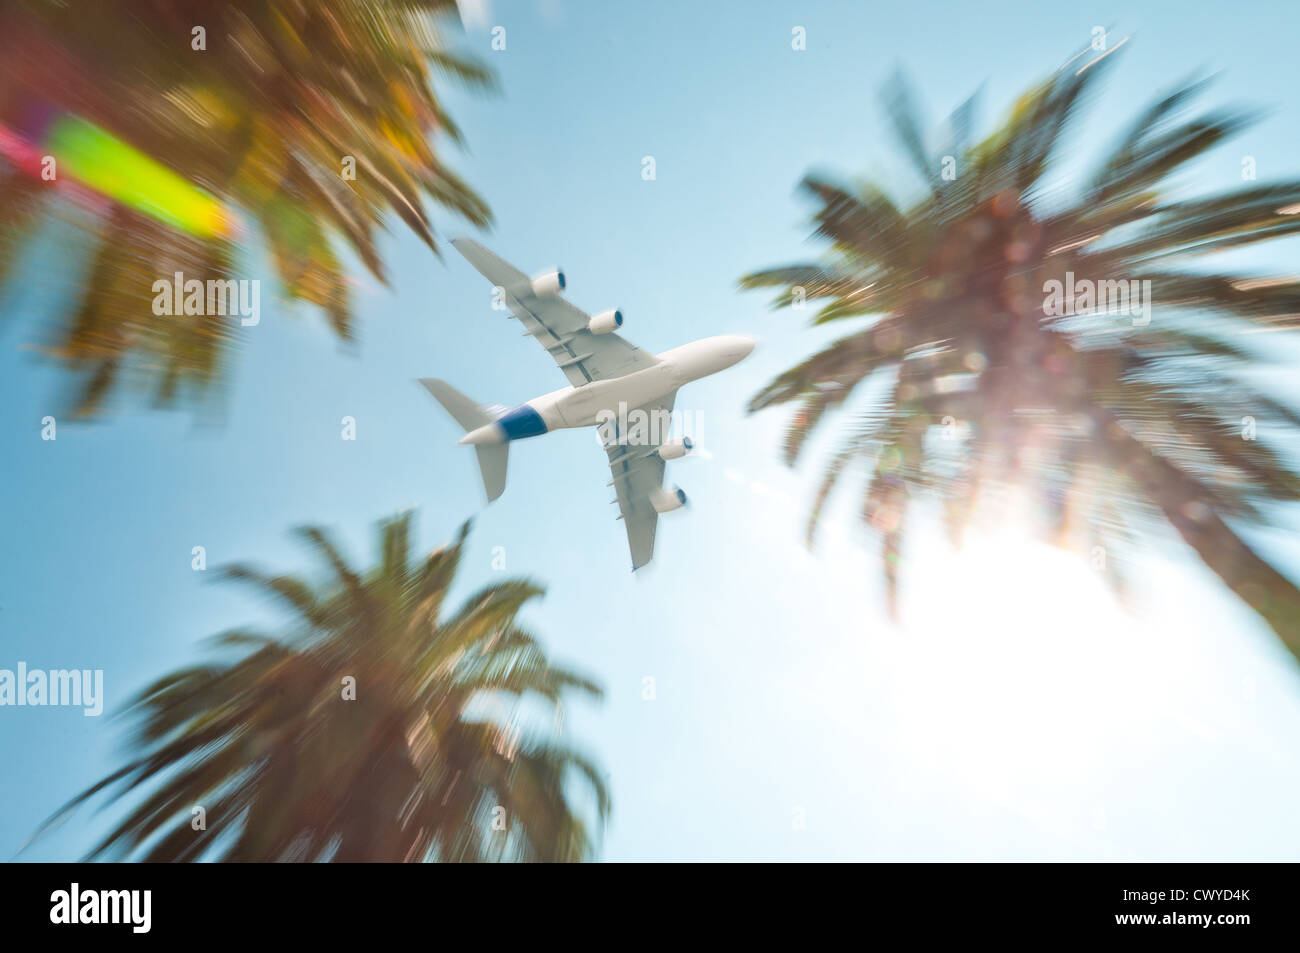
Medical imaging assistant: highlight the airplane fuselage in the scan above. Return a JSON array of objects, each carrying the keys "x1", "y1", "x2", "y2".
[{"x1": 460, "y1": 334, "x2": 754, "y2": 445}]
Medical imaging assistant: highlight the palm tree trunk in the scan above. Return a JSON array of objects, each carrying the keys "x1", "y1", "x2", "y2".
[{"x1": 1091, "y1": 405, "x2": 1300, "y2": 662}]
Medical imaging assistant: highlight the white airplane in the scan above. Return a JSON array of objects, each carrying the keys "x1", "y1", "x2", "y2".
[{"x1": 420, "y1": 238, "x2": 755, "y2": 570}]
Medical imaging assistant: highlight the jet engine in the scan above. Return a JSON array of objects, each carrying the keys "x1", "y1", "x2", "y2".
[
  {"x1": 531, "y1": 270, "x2": 566, "y2": 297},
  {"x1": 588, "y1": 309, "x2": 624, "y2": 334},
  {"x1": 657, "y1": 436, "x2": 693, "y2": 460},
  {"x1": 650, "y1": 486, "x2": 688, "y2": 514}
]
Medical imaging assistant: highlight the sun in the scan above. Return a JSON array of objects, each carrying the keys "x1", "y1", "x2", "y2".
[{"x1": 885, "y1": 522, "x2": 1144, "y2": 819}]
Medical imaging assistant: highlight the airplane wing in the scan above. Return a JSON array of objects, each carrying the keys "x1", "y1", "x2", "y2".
[
  {"x1": 451, "y1": 237, "x2": 659, "y2": 386},
  {"x1": 605, "y1": 390, "x2": 676, "y2": 571}
]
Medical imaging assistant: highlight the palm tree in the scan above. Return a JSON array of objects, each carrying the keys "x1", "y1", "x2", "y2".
[
  {"x1": 0, "y1": 0, "x2": 493, "y2": 416},
  {"x1": 741, "y1": 47, "x2": 1300, "y2": 659},
  {"x1": 41, "y1": 514, "x2": 609, "y2": 861}
]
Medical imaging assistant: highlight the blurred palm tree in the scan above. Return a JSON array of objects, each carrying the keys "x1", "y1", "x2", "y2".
[
  {"x1": 0, "y1": 0, "x2": 492, "y2": 415},
  {"x1": 742, "y1": 47, "x2": 1300, "y2": 658},
  {"x1": 41, "y1": 514, "x2": 608, "y2": 861}
]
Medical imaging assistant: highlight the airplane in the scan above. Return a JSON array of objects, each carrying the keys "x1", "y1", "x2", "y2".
[{"x1": 420, "y1": 237, "x2": 755, "y2": 571}]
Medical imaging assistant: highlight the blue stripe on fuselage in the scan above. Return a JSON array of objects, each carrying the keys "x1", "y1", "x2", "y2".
[{"x1": 496, "y1": 404, "x2": 548, "y2": 441}]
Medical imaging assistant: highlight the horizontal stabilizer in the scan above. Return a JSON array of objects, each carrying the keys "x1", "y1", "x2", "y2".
[
  {"x1": 418, "y1": 378, "x2": 509, "y2": 503},
  {"x1": 475, "y1": 445, "x2": 508, "y2": 502},
  {"x1": 419, "y1": 378, "x2": 492, "y2": 431}
]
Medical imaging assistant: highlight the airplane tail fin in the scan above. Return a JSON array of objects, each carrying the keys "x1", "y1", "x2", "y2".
[{"x1": 418, "y1": 378, "x2": 509, "y2": 502}]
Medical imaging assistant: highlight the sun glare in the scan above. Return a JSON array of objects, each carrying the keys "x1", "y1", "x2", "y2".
[{"x1": 883, "y1": 524, "x2": 1146, "y2": 838}]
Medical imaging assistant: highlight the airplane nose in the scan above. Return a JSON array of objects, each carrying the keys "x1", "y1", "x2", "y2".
[{"x1": 727, "y1": 335, "x2": 756, "y2": 361}]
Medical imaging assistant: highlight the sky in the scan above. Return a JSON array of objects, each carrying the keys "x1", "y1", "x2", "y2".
[{"x1": 4, "y1": 0, "x2": 1300, "y2": 861}]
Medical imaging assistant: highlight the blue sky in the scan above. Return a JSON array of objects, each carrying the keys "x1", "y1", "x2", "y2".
[{"x1": 4, "y1": 0, "x2": 1300, "y2": 861}]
